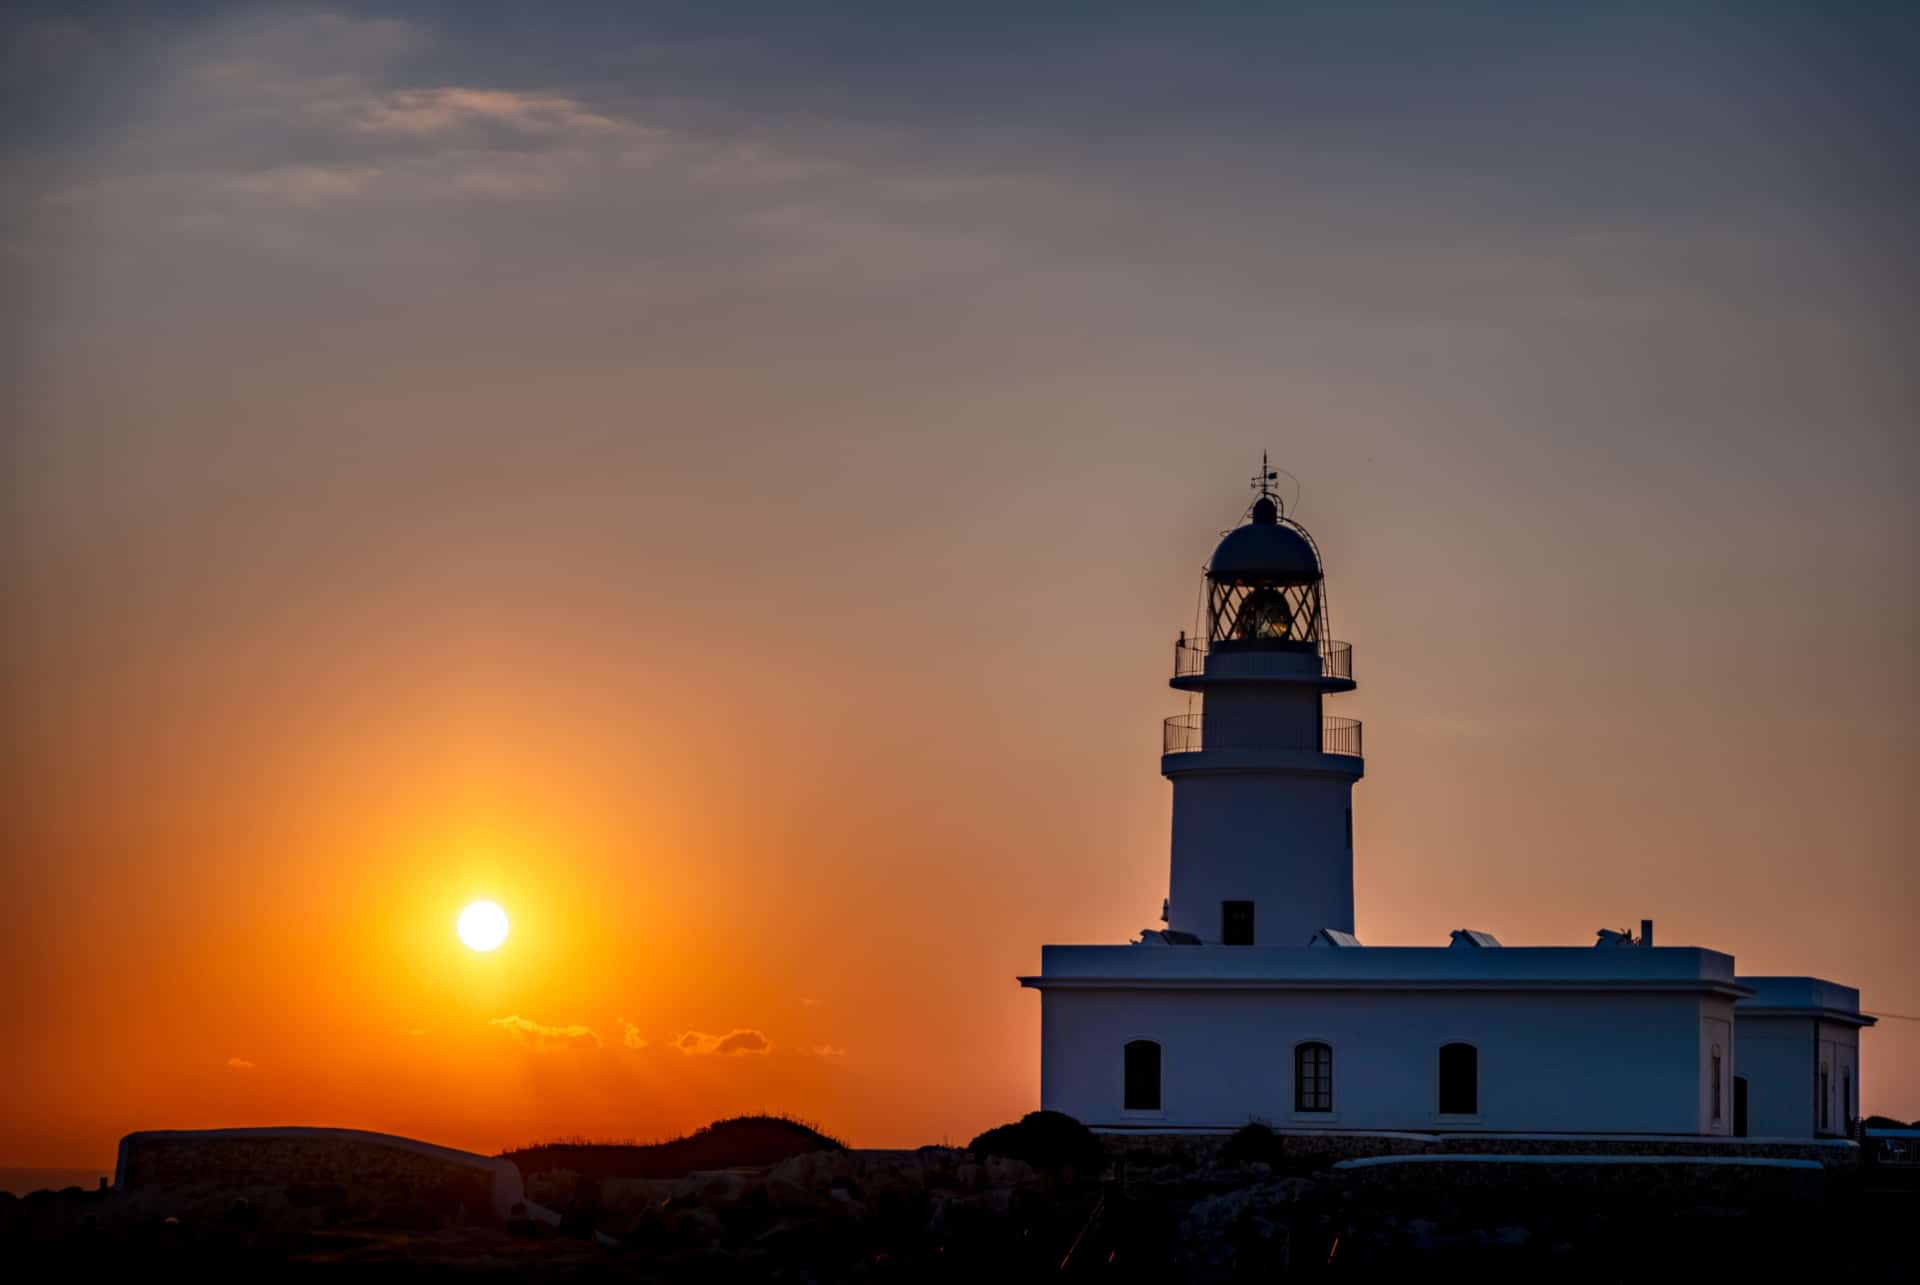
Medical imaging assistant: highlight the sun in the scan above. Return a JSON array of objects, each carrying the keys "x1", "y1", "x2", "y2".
[{"x1": 457, "y1": 900, "x2": 509, "y2": 952}]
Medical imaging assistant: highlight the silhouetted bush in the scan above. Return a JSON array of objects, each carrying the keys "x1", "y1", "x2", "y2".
[
  {"x1": 966, "y1": 1110, "x2": 1103, "y2": 1174},
  {"x1": 505, "y1": 1114, "x2": 845, "y2": 1182},
  {"x1": 1219, "y1": 1121, "x2": 1286, "y2": 1169}
]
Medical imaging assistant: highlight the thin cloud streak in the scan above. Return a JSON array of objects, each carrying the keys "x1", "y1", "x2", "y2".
[
  {"x1": 674, "y1": 1029, "x2": 771, "y2": 1056},
  {"x1": 489, "y1": 1016, "x2": 602, "y2": 1051},
  {"x1": 348, "y1": 87, "x2": 623, "y2": 137}
]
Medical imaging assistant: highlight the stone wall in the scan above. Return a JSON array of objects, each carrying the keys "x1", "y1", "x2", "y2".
[
  {"x1": 1100, "y1": 1129, "x2": 1857, "y2": 1172},
  {"x1": 115, "y1": 1128, "x2": 525, "y2": 1220},
  {"x1": 1330, "y1": 1154, "x2": 1826, "y2": 1203}
]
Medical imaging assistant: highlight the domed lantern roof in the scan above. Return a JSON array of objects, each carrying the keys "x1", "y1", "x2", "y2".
[
  {"x1": 1206, "y1": 494, "x2": 1322, "y2": 587},
  {"x1": 1196, "y1": 459, "x2": 1333, "y2": 652}
]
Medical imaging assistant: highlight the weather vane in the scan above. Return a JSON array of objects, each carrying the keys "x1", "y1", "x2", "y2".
[{"x1": 1251, "y1": 452, "x2": 1281, "y2": 508}]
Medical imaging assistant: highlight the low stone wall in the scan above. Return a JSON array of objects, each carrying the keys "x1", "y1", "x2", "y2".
[
  {"x1": 1331, "y1": 1154, "x2": 1827, "y2": 1203},
  {"x1": 1426, "y1": 1134, "x2": 1857, "y2": 1170},
  {"x1": 1102, "y1": 1130, "x2": 1431, "y2": 1170},
  {"x1": 115, "y1": 1128, "x2": 525, "y2": 1220},
  {"x1": 1099, "y1": 1129, "x2": 1856, "y2": 1173}
]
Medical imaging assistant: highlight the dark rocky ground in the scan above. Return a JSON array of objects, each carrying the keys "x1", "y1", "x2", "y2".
[{"x1": 6, "y1": 1133, "x2": 1913, "y2": 1281}]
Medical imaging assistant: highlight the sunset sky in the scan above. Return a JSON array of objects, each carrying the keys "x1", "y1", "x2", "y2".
[{"x1": 3, "y1": 2, "x2": 1916, "y2": 1171}]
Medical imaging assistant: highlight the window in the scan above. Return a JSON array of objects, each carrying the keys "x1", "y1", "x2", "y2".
[
  {"x1": 1844, "y1": 1071, "x2": 1852, "y2": 1127},
  {"x1": 1438, "y1": 1042, "x2": 1478, "y2": 1115},
  {"x1": 1711, "y1": 1047, "x2": 1722, "y2": 1121},
  {"x1": 1124, "y1": 1040, "x2": 1161, "y2": 1111},
  {"x1": 1817, "y1": 1066, "x2": 1830, "y2": 1131},
  {"x1": 1734, "y1": 1075, "x2": 1749, "y2": 1138},
  {"x1": 1294, "y1": 1042, "x2": 1333, "y2": 1112},
  {"x1": 1231, "y1": 588, "x2": 1294, "y2": 641},
  {"x1": 1222, "y1": 901, "x2": 1255, "y2": 946}
]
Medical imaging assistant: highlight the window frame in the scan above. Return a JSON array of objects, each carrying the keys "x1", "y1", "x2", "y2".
[{"x1": 1293, "y1": 1040, "x2": 1334, "y2": 1114}]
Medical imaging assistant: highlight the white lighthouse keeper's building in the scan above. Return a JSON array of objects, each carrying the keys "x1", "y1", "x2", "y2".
[{"x1": 1020, "y1": 469, "x2": 1873, "y2": 1137}]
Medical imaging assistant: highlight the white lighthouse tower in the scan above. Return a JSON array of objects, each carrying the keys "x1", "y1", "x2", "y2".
[{"x1": 1161, "y1": 462, "x2": 1363, "y2": 947}]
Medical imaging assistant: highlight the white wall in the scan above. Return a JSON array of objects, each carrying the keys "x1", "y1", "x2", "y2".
[
  {"x1": 1816, "y1": 1019, "x2": 1860, "y2": 1136},
  {"x1": 1167, "y1": 771, "x2": 1355, "y2": 945},
  {"x1": 1734, "y1": 1016, "x2": 1811, "y2": 1136},
  {"x1": 1040, "y1": 987, "x2": 1716, "y2": 1134}
]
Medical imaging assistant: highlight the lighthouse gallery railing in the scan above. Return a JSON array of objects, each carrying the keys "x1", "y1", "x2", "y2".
[
  {"x1": 1162, "y1": 714, "x2": 1363, "y2": 758},
  {"x1": 1173, "y1": 637, "x2": 1353, "y2": 681}
]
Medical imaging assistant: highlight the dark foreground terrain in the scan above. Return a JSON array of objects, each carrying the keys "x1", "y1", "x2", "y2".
[{"x1": 6, "y1": 1117, "x2": 1913, "y2": 1281}]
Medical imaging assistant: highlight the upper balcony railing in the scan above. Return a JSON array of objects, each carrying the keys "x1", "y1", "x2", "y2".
[
  {"x1": 1173, "y1": 636, "x2": 1353, "y2": 682},
  {"x1": 1163, "y1": 713, "x2": 1363, "y2": 758}
]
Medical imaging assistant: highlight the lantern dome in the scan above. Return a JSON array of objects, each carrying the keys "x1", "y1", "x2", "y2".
[{"x1": 1206, "y1": 496, "x2": 1321, "y2": 586}]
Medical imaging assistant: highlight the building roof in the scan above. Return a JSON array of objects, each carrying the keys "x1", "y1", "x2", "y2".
[
  {"x1": 1734, "y1": 976, "x2": 1875, "y2": 1026},
  {"x1": 1022, "y1": 945, "x2": 1746, "y2": 998}
]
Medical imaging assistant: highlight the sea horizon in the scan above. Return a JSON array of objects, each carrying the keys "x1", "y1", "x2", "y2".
[{"x1": 0, "y1": 1166, "x2": 113, "y2": 1198}]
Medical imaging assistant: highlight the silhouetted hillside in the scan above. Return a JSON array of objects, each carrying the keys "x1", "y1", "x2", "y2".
[{"x1": 503, "y1": 1114, "x2": 845, "y2": 1181}]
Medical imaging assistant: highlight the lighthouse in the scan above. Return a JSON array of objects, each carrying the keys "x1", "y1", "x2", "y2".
[
  {"x1": 1161, "y1": 463, "x2": 1363, "y2": 946},
  {"x1": 1020, "y1": 463, "x2": 1871, "y2": 1137}
]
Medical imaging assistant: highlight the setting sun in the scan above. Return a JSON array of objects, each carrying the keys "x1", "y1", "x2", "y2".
[{"x1": 456, "y1": 901, "x2": 509, "y2": 953}]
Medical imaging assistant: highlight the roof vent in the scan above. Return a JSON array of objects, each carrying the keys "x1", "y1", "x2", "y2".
[
  {"x1": 1594, "y1": 928, "x2": 1637, "y2": 947},
  {"x1": 1308, "y1": 928, "x2": 1362, "y2": 948},
  {"x1": 1449, "y1": 929, "x2": 1502, "y2": 949},
  {"x1": 1134, "y1": 929, "x2": 1201, "y2": 946}
]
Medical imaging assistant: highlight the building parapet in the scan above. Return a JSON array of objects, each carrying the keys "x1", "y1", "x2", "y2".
[
  {"x1": 1023, "y1": 945, "x2": 1745, "y2": 997},
  {"x1": 1734, "y1": 976, "x2": 1874, "y2": 1025}
]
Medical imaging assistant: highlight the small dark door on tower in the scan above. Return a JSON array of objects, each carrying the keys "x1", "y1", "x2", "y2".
[
  {"x1": 1733, "y1": 1075, "x2": 1749, "y2": 1138},
  {"x1": 1221, "y1": 901, "x2": 1255, "y2": 945}
]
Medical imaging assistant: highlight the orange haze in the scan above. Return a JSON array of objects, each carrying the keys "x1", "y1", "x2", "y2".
[{"x1": 3, "y1": 5, "x2": 1915, "y2": 1171}]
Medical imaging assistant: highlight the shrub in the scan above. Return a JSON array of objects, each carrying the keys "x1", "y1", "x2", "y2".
[
  {"x1": 966, "y1": 1111, "x2": 1103, "y2": 1174},
  {"x1": 1219, "y1": 1121, "x2": 1286, "y2": 1169}
]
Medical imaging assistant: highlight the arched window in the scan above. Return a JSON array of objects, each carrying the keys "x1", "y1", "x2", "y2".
[
  {"x1": 1124, "y1": 1040, "x2": 1161, "y2": 1111},
  {"x1": 1294, "y1": 1042, "x2": 1332, "y2": 1112},
  {"x1": 1438, "y1": 1042, "x2": 1478, "y2": 1115}
]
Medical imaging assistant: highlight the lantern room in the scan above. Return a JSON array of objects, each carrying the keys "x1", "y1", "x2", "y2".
[{"x1": 1204, "y1": 492, "x2": 1327, "y2": 651}]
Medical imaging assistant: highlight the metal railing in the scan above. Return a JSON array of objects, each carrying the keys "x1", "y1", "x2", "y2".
[
  {"x1": 1163, "y1": 713, "x2": 1363, "y2": 758},
  {"x1": 1173, "y1": 637, "x2": 1353, "y2": 681}
]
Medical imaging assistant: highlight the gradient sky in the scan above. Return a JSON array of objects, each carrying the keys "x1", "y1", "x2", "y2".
[{"x1": 3, "y1": 2, "x2": 1916, "y2": 1168}]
